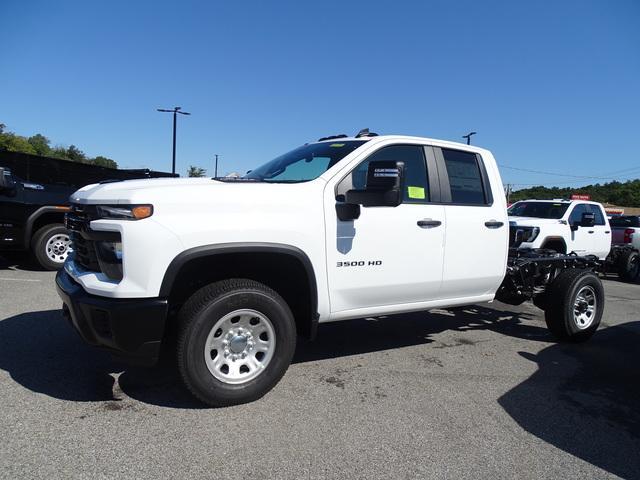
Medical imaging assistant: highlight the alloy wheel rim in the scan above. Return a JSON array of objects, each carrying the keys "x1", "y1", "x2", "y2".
[
  {"x1": 573, "y1": 285, "x2": 596, "y2": 330},
  {"x1": 204, "y1": 309, "x2": 276, "y2": 384},
  {"x1": 45, "y1": 234, "x2": 72, "y2": 264}
]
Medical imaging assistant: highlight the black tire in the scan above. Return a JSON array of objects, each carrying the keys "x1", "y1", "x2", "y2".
[
  {"x1": 617, "y1": 249, "x2": 640, "y2": 282},
  {"x1": 177, "y1": 279, "x2": 296, "y2": 407},
  {"x1": 532, "y1": 294, "x2": 548, "y2": 310},
  {"x1": 543, "y1": 269, "x2": 604, "y2": 342},
  {"x1": 31, "y1": 224, "x2": 71, "y2": 271}
]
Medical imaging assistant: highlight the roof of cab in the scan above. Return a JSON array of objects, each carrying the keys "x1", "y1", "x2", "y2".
[{"x1": 314, "y1": 134, "x2": 486, "y2": 153}]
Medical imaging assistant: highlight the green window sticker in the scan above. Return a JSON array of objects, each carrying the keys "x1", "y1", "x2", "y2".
[
  {"x1": 407, "y1": 186, "x2": 425, "y2": 199},
  {"x1": 330, "y1": 143, "x2": 345, "y2": 147}
]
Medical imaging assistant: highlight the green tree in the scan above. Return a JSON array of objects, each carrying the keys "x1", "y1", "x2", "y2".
[
  {"x1": 90, "y1": 156, "x2": 118, "y2": 169},
  {"x1": 0, "y1": 132, "x2": 37, "y2": 154},
  {"x1": 187, "y1": 165, "x2": 207, "y2": 177},
  {"x1": 49, "y1": 146, "x2": 69, "y2": 159},
  {"x1": 27, "y1": 134, "x2": 52, "y2": 156},
  {"x1": 65, "y1": 145, "x2": 87, "y2": 162},
  {"x1": 0, "y1": 126, "x2": 123, "y2": 169}
]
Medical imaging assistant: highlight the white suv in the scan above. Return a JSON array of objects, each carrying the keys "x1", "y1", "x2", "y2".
[{"x1": 508, "y1": 199, "x2": 611, "y2": 259}]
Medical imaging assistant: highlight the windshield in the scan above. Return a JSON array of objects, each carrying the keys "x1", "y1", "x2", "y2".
[
  {"x1": 243, "y1": 141, "x2": 366, "y2": 183},
  {"x1": 508, "y1": 201, "x2": 570, "y2": 219}
]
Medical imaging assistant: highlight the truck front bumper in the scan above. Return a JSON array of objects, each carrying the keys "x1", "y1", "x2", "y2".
[{"x1": 55, "y1": 269, "x2": 169, "y2": 365}]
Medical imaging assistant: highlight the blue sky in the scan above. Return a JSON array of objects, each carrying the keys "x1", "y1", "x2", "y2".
[{"x1": 1, "y1": 0, "x2": 639, "y2": 187}]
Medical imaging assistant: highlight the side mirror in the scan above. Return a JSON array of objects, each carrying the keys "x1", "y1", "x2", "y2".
[
  {"x1": 580, "y1": 212, "x2": 595, "y2": 228},
  {"x1": 335, "y1": 203, "x2": 360, "y2": 221},
  {"x1": 345, "y1": 160, "x2": 405, "y2": 207},
  {"x1": 0, "y1": 167, "x2": 16, "y2": 192}
]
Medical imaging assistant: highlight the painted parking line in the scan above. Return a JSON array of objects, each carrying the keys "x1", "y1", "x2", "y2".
[{"x1": 0, "y1": 277, "x2": 42, "y2": 282}]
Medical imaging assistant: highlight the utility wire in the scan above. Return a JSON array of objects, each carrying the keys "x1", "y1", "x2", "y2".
[
  {"x1": 597, "y1": 165, "x2": 640, "y2": 176},
  {"x1": 504, "y1": 181, "x2": 589, "y2": 186},
  {"x1": 498, "y1": 164, "x2": 626, "y2": 181}
]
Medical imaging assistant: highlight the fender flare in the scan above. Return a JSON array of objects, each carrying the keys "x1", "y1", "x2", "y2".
[
  {"x1": 22, "y1": 206, "x2": 69, "y2": 249},
  {"x1": 159, "y1": 242, "x2": 320, "y2": 337},
  {"x1": 540, "y1": 236, "x2": 567, "y2": 252}
]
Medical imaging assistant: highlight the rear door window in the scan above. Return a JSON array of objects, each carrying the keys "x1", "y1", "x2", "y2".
[{"x1": 441, "y1": 148, "x2": 488, "y2": 205}]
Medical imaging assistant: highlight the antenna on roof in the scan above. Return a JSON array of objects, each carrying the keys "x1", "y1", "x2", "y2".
[
  {"x1": 355, "y1": 128, "x2": 379, "y2": 138},
  {"x1": 462, "y1": 131, "x2": 477, "y2": 145}
]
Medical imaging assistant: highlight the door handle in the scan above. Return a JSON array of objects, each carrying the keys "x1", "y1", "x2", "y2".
[
  {"x1": 417, "y1": 219, "x2": 442, "y2": 228},
  {"x1": 588, "y1": 230, "x2": 594, "y2": 234},
  {"x1": 484, "y1": 220, "x2": 504, "y2": 229}
]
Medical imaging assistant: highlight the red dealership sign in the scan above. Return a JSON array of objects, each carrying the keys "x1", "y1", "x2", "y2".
[{"x1": 570, "y1": 194, "x2": 591, "y2": 201}]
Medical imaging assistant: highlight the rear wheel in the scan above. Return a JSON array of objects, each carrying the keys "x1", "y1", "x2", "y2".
[
  {"x1": 31, "y1": 224, "x2": 72, "y2": 270},
  {"x1": 177, "y1": 279, "x2": 296, "y2": 407},
  {"x1": 543, "y1": 269, "x2": 604, "y2": 342},
  {"x1": 617, "y1": 249, "x2": 639, "y2": 282}
]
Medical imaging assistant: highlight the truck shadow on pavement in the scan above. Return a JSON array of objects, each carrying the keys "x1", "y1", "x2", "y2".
[
  {"x1": 0, "y1": 252, "x2": 44, "y2": 272},
  {"x1": 0, "y1": 305, "x2": 540, "y2": 409},
  {"x1": 498, "y1": 320, "x2": 640, "y2": 480},
  {"x1": 1, "y1": 307, "x2": 639, "y2": 478}
]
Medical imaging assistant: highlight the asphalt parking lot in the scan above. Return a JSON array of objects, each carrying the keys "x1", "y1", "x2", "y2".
[{"x1": 1, "y1": 253, "x2": 639, "y2": 480}]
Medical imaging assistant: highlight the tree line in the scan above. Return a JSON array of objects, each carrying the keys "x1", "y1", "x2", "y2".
[
  {"x1": 510, "y1": 180, "x2": 640, "y2": 207},
  {"x1": 0, "y1": 123, "x2": 118, "y2": 169}
]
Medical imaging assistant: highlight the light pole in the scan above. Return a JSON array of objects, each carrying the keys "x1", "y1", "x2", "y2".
[
  {"x1": 157, "y1": 106, "x2": 191, "y2": 174},
  {"x1": 462, "y1": 131, "x2": 477, "y2": 145}
]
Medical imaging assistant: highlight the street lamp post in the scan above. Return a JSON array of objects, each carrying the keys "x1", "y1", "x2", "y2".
[{"x1": 157, "y1": 107, "x2": 191, "y2": 174}]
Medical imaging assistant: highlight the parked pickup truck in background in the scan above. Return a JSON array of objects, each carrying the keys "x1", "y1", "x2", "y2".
[
  {"x1": 608, "y1": 215, "x2": 640, "y2": 281},
  {"x1": 508, "y1": 199, "x2": 611, "y2": 259},
  {"x1": 0, "y1": 151, "x2": 175, "y2": 270},
  {"x1": 56, "y1": 130, "x2": 607, "y2": 407},
  {"x1": 611, "y1": 215, "x2": 640, "y2": 248}
]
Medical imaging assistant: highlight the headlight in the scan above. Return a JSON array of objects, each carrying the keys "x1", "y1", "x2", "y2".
[
  {"x1": 510, "y1": 225, "x2": 540, "y2": 247},
  {"x1": 525, "y1": 227, "x2": 540, "y2": 242},
  {"x1": 96, "y1": 204, "x2": 153, "y2": 220}
]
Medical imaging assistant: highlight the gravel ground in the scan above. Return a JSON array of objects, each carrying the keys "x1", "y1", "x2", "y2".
[{"x1": 1, "y1": 253, "x2": 639, "y2": 479}]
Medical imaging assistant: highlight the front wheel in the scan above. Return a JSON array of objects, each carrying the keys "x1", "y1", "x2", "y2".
[
  {"x1": 31, "y1": 224, "x2": 72, "y2": 270},
  {"x1": 177, "y1": 279, "x2": 296, "y2": 407},
  {"x1": 543, "y1": 269, "x2": 604, "y2": 342}
]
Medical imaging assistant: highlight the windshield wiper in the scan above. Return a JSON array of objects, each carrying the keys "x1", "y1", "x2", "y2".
[
  {"x1": 214, "y1": 177, "x2": 263, "y2": 182},
  {"x1": 261, "y1": 179, "x2": 307, "y2": 183}
]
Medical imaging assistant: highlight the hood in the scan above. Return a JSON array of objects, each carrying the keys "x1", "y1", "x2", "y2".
[
  {"x1": 508, "y1": 216, "x2": 565, "y2": 227},
  {"x1": 68, "y1": 176, "x2": 325, "y2": 213},
  {"x1": 70, "y1": 177, "x2": 213, "y2": 203}
]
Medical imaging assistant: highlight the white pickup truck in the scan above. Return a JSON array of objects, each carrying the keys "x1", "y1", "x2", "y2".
[
  {"x1": 507, "y1": 199, "x2": 611, "y2": 259},
  {"x1": 56, "y1": 131, "x2": 605, "y2": 406}
]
